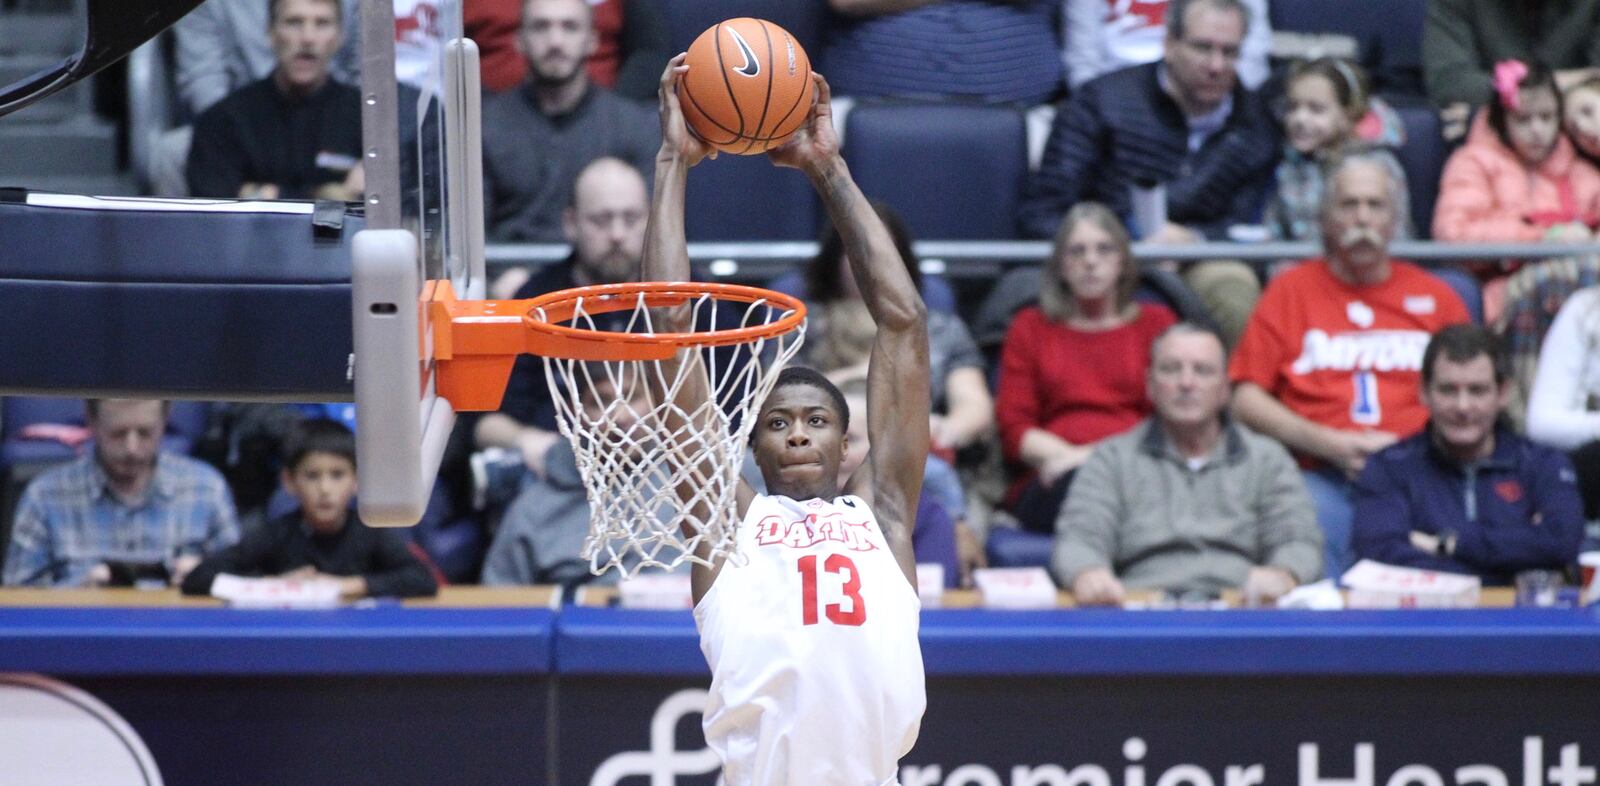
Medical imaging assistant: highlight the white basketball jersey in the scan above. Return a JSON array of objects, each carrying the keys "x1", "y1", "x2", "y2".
[{"x1": 694, "y1": 493, "x2": 926, "y2": 786}]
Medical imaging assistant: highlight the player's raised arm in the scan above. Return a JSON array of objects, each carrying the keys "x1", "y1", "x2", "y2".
[
  {"x1": 771, "y1": 74, "x2": 930, "y2": 584},
  {"x1": 642, "y1": 53, "x2": 710, "y2": 285},
  {"x1": 645, "y1": 56, "x2": 755, "y2": 595}
]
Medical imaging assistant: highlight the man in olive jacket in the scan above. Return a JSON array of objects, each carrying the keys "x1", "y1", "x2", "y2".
[{"x1": 1052, "y1": 323, "x2": 1322, "y2": 606}]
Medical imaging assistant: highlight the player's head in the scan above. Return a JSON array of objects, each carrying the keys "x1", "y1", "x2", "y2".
[
  {"x1": 752, "y1": 366, "x2": 851, "y2": 500},
  {"x1": 85, "y1": 398, "x2": 169, "y2": 488},
  {"x1": 281, "y1": 418, "x2": 358, "y2": 534},
  {"x1": 1163, "y1": 0, "x2": 1249, "y2": 113},
  {"x1": 519, "y1": 0, "x2": 596, "y2": 87},
  {"x1": 564, "y1": 157, "x2": 648, "y2": 285},
  {"x1": 269, "y1": 0, "x2": 342, "y2": 97}
]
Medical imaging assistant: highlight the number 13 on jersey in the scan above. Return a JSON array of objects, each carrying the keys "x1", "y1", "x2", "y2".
[{"x1": 797, "y1": 554, "x2": 867, "y2": 626}]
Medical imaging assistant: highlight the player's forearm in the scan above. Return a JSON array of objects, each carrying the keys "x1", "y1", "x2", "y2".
[
  {"x1": 806, "y1": 156, "x2": 926, "y2": 331},
  {"x1": 642, "y1": 153, "x2": 692, "y2": 288}
]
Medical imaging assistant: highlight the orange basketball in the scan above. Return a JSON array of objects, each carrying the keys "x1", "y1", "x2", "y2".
[{"x1": 677, "y1": 18, "x2": 814, "y2": 155}]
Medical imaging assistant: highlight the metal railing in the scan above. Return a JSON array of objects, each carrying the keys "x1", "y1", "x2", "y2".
[{"x1": 487, "y1": 240, "x2": 1600, "y2": 281}]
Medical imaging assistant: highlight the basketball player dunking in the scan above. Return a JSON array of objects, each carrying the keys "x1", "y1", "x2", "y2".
[{"x1": 645, "y1": 54, "x2": 929, "y2": 786}]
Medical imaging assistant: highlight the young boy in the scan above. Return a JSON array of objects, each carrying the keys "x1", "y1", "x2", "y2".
[{"x1": 181, "y1": 419, "x2": 438, "y2": 598}]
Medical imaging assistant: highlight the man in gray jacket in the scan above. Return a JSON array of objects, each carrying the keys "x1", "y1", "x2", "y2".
[{"x1": 1053, "y1": 322, "x2": 1322, "y2": 606}]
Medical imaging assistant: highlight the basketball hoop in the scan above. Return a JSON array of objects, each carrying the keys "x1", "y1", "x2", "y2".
[
  {"x1": 531, "y1": 282, "x2": 805, "y2": 576},
  {"x1": 434, "y1": 281, "x2": 806, "y2": 577}
]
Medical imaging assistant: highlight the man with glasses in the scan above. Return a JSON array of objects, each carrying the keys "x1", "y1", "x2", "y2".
[
  {"x1": 1052, "y1": 323, "x2": 1322, "y2": 606},
  {"x1": 1021, "y1": 0, "x2": 1279, "y2": 346}
]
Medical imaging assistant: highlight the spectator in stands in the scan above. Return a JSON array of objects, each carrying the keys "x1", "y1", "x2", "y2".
[
  {"x1": 186, "y1": 0, "x2": 364, "y2": 200},
  {"x1": 795, "y1": 203, "x2": 995, "y2": 461},
  {"x1": 1055, "y1": 322, "x2": 1322, "y2": 605},
  {"x1": 1527, "y1": 286, "x2": 1600, "y2": 522},
  {"x1": 467, "y1": 0, "x2": 669, "y2": 98},
  {"x1": 1231, "y1": 154, "x2": 1471, "y2": 576},
  {"x1": 997, "y1": 202, "x2": 1178, "y2": 535},
  {"x1": 481, "y1": 0, "x2": 658, "y2": 242},
  {"x1": 1352, "y1": 325, "x2": 1584, "y2": 582},
  {"x1": 1423, "y1": 0, "x2": 1600, "y2": 141},
  {"x1": 181, "y1": 419, "x2": 438, "y2": 598},
  {"x1": 480, "y1": 366, "x2": 686, "y2": 585},
  {"x1": 1565, "y1": 77, "x2": 1600, "y2": 165},
  {"x1": 4, "y1": 399, "x2": 239, "y2": 588},
  {"x1": 822, "y1": 0, "x2": 1062, "y2": 106},
  {"x1": 834, "y1": 377, "x2": 966, "y2": 587},
  {"x1": 147, "y1": 0, "x2": 360, "y2": 196},
  {"x1": 1020, "y1": 0, "x2": 1276, "y2": 345},
  {"x1": 475, "y1": 156, "x2": 648, "y2": 479},
  {"x1": 1433, "y1": 62, "x2": 1600, "y2": 323},
  {"x1": 1063, "y1": 0, "x2": 1271, "y2": 91},
  {"x1": 1268, "y1": 57, "x2": 1412, "y2": 243}
]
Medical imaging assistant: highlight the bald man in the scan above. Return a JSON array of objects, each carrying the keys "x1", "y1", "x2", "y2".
[
  {"x1": 476, "y1": 157, "x2": 651, "y2": 476},
  {"x1": 480, "y1": 0, "x2": 659, "y2": 242}
]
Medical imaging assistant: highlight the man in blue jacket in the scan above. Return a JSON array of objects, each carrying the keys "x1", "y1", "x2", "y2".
[
  {"x1": 1018, "y1": 0, "x2": 1278, "y2": 346},
  {"x1": 1351, "y1": 325, "x2": 1585, "y2": 583}
]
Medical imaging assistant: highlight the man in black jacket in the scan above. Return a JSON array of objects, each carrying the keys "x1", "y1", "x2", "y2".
[
  {"x1": 1020, "y1": 0, "x2": 1279, "y2": 345},
  {"x1": 186, "y1": 0, "x2": 363, "y2": 200}
]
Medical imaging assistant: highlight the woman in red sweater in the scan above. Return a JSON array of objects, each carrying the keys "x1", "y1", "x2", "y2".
[{"x1": 996, "y1": 202, "x2": 1177, "y2": 534}]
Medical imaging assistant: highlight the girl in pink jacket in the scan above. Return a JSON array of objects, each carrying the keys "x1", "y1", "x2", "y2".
[
  {"x1": 1433, "y1": 61, "x2": 1600, "y2": 321},
  {"x1": 1434, "y1": 61, "x2": 1600, "y2": 244}
]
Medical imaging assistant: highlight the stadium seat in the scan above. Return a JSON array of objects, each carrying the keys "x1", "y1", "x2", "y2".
[
  {"x1": 841, "y1": 101, "x2": 1029, "y2": 241},
  {"x1": 686, "y1": 155, "x2": 820, "y2": 242},
  {"x1": 985, "y1": 526, "x2": 1054, "y2": 570},
  {"x1": 1269, "y1": 0, "x2": 1428, "y2": 98},
  {"x1": 1393, "y1": 103, "x2": 1447, "y2": 239},
  {"x1": 661, "y1": 0, "x2": 826, "y2": 57}
]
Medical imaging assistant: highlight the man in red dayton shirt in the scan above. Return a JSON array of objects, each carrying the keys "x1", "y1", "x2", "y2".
[{"x1": 1230, "y1": 152, "x2": 1471, "y2": 577}]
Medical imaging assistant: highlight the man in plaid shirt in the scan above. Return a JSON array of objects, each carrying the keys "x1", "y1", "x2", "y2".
[{"x1": 4, "y1": 399, "x2": 239, "y2": 587}]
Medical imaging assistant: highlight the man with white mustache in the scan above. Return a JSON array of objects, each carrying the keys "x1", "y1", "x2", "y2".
[{"x1": 1228, "y1": 153, "x2": 1472, "y2": 577}]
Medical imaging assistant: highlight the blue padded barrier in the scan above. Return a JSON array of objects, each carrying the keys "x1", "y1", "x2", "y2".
[{"x1": 0, "y1": 196, "x2": 357, "y2": 400}]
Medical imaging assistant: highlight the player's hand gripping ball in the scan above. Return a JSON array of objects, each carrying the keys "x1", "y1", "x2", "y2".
[{"x1": 676, "y1": 18, "x2": 814, "y2": 155}]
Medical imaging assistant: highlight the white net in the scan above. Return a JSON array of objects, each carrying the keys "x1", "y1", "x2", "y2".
[{"x1": 536, "y1": 288, "x2": 805, "y2": 577}]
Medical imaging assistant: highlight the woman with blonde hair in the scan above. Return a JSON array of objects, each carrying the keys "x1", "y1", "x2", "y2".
[{"x1": 995, "y1": 202, "x2": 1177, "y2": 534}]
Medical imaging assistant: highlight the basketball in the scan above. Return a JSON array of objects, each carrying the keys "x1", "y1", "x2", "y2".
[{"x1": 677, "y1": 18, "x2": 814, "y2": 155}]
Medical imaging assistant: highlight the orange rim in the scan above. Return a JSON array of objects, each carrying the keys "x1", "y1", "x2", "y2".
[{"x1": 521, "y1": 281, "x2": 808, "y2": 359}]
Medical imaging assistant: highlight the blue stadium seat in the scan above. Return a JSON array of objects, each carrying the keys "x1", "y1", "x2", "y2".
[
  {"x1": 1269, "y1": 0, "x2": 1428, "y2": 98},
  {"x1": 842, "y1": 101, "x2": 1028, "y2": 241},
  {"x1": 985, "y1": 526, "x2": 1054, "y2": 570},
  {"x1": 686, "y1": 154, "x2": 820, "y2": 241},
  {"x1": 661, "y1": 0, "x2": 826, "y2": 56},
  {"x1": 1393, "y1": 104, "x2": 1447, "y2": 239}
]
